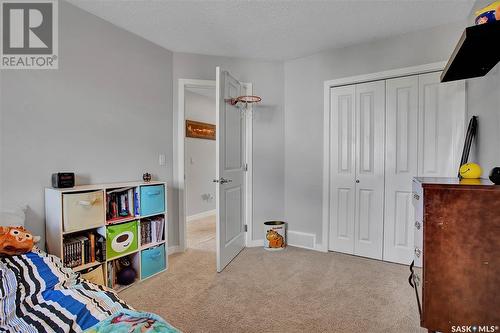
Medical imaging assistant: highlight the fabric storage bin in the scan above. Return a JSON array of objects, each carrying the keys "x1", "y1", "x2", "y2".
[
  {"x1": 80, "y1": 265, "x2": 105, "y2": 285},
  {"x1": 106, "y1": 221, "x2": 138, "y2": 260},
  {"x1": 140, "y1": 185, "x2": 165, "y2": 216},
  {"x1": 63, "y1": 191, "x2": 105, "y2": 232},
  {"x1": 140, "y1": 244, "x2": 166, "y2": 279}
]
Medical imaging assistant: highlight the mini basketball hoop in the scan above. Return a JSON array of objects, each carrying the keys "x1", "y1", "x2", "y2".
[
  {"x1": 229, "y1": 95, "x2": 262, "y2": 106},
  {"x1": 225, "y1": 95, "x2": 262, "y2": 118}
]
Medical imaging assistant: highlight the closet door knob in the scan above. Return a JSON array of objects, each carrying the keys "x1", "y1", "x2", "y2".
[{"x1": 356, "y1": 180, "x2": 360, "y2": 183}]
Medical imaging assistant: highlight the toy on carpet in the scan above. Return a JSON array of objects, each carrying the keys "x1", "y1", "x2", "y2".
[{"x1": 0, "y1": 226, "x2": 40, "y2": 256}]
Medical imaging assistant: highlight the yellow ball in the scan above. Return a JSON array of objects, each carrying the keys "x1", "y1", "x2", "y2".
[{"x1": 459, "y1": 163, "x2": 482, "y2": 179}]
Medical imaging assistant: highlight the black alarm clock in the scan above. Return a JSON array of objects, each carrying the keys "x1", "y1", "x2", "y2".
[
  {"x1": 52, "y1": 173, "x2": 75, "y2": 188},
  {"x1": 489, "y1": 167, "x2": 500, "y2": 185}
]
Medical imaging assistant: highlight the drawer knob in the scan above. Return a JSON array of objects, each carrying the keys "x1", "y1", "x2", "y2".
[{"x1": 414, "y1": 221, "x2": 421, "y2": 230}]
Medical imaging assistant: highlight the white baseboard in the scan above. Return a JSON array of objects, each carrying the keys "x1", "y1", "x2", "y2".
[
  {"x1": 247, "y1": 231, "x2": 322, "y2": 252},
  {"x1": 247, "y1": 239, "x2": 263, "y2": 247},
  {"x1": 314, "y1": 243, "x2": 328, "y2": 253},
  {"x1": 187, "y1": 209, "x2": 216, "y2": 222},
  {"x1": 287, "y1": 230, "x2": 317, "y2": 251},
  {"x1": 168, "y1": 245, "x2": 182, "y2": 255}
]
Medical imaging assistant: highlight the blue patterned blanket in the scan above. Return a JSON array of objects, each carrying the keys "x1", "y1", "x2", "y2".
[{"x1": 0, "y1": 249, "x2": 179, "y2": 333}]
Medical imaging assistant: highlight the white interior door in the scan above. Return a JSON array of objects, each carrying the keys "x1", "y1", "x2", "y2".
[
  {"x1": 354, "y1": 81, "x2": 385, "y2": 260},
  {"x1": 418, "y1": 72, "x2": 466, "y2": 177},
  {"x1": 329, "y1": 85, "x2": 356, "y2": 253},
  {"x1": 384, "y1": 75, "x2": 418, "y2": 264},
  {"x1": 215, "y1": 67, "x2": 246, "y2": 272}
]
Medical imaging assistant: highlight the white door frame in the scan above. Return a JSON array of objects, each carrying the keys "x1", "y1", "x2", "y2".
[
  {"x1": 321, "y1": 61, "x2": 446, "y2": 253},
  {"x1": 176, "y1": 78, "x2": 253, "y2": 252}
]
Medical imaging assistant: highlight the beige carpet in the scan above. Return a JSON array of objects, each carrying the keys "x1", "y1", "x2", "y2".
[
  {"x1": 186, "y1": 215, "x2": 216, "y2": 252},
  {"x1": 121, "y1": 216, "x2": 424, "y2": 333}
]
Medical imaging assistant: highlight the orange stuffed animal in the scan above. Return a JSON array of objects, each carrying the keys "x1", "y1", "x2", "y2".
[{"x1": 0, "y1": 226, "x2": 40, "y2": 256}]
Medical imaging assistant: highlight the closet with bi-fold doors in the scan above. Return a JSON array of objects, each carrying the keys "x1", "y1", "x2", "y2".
[{"x1": 327, "y1": 71, "x2": 466, "y2": 265}]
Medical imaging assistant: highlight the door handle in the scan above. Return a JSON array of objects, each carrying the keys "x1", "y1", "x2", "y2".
[{"x1": 213, "y1": 177, "x2": 232, "y2": 184}]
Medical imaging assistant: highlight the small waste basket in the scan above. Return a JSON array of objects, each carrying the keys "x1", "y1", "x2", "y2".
[{"x1": 264, "y1": 221, "x2": 286, "y2": 250}]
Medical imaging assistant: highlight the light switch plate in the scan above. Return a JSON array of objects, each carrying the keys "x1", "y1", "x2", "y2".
[{"x1": 158, "y1": 153, "x2": 166, "y2": 166}]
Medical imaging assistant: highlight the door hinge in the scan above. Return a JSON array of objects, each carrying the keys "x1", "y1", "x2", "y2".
[
  {"x1": 244, "y1": 163, "x2": 248, "y2": 172},
  {"x1": 244, "y1": 225, "x2": 248, "y2": 232}
]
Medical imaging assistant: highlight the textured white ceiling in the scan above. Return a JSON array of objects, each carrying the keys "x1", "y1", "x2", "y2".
[{"x1": 67, "y1": 0, "x2": 474, "y2": 61}]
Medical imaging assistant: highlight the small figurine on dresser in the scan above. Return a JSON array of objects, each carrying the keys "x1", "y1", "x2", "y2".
[
  {"x1": 489, "y1": 167, "x2": 500, "y2": 185},
  {"x1": 143, "y1": 173, "x2": 152, "y2": 183}
]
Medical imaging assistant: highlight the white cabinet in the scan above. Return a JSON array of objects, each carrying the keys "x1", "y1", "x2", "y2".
[
  {"x1": 329, "y1": 81, "x2": 385, "y2": 260},
  {"x1": 328, "y1": 72, "x2": 466, "y2": 264}
]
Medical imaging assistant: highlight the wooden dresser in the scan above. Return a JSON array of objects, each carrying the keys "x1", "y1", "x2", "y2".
[{"x1": 410, "y1": 178, "x2": 500, "y2": 333}]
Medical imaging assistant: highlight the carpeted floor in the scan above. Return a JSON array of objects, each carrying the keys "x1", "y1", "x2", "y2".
[{"x1": 121, "y1": 216, "x2": 424, "y2": 333}]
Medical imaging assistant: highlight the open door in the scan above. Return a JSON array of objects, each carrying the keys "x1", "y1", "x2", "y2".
[{"x1": 215, "y1": 67, "x2": 247, "y2": 272}]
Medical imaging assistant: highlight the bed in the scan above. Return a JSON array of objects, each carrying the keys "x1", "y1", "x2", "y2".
[{"x1": 0, "y1": 248, "x2": 180, "y2": 333}]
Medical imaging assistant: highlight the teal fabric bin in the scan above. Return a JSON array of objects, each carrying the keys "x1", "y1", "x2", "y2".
[
  {"x1": 140, "y1": 185, "x2": 165, "y2": 216},
  {"x1": 141, "y1": 244, "x2": 166, "y2": 279}
]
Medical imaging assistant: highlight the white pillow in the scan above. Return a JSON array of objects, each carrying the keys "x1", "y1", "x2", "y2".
[{"x1": 0, "y1": 206, "x2": 27, "y2": 227}]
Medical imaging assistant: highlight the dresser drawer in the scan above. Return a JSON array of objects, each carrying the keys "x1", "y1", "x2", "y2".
[
  {"x1": 106, "y1": 221, "x2": 138, "y2": 260},
  {"x1": 63, "y1": 191, "x2": 105, "y2": 232},
  {"x1": 141, "y1": 244, "x2": 166, "y2": 279},
  {"x1": 140, "y1": 185, "x2": 165, "y2": 216}
]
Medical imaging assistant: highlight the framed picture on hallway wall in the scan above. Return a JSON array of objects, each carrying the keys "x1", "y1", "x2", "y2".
[{"x1": 186, "y1": 120, "x2": 216, "y2": 140}]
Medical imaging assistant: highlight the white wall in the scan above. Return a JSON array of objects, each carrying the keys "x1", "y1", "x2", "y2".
[
  {"x1": 173, "y1": 53, "x2": 285, "y2": 242},
  {"x1": 466, "y1": 1, "x2": 500, "y2": 174},
  {"x1": 0, "y1": 1, "x2": 174, "y2": 248},
  {"x1": 184, "y1": 89, "x2": 216, "y2": 217},
  {"x1": 467, "y1": 63, "x2": 500, "y2": 174},
  {"x1": 283, "y1": 21, "x2": 467, "y2": 248}
]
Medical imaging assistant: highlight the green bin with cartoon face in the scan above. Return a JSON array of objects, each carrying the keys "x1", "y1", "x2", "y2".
[{"x1": 106, "y1": 221, "x2": 138, "y2": 260}]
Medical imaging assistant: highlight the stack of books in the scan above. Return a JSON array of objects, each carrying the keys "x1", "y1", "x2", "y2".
[
  {"x1": 140, "y1": 216, "x2": 165, "y2": 246},
  {"x1": 106, "y1": 187, "x2": 138, "y2": 222},
  {"x1": 63, "y1": 232, "x2": 106, "y2": 268}
]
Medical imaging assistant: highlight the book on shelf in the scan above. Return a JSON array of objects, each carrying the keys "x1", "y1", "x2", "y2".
[
  {"x1": 140, "y1": 216, "x2": 165, "y2": 246},
  {"x1": 63, "y1": 231, "x2": 102, "y2": 269},
  {"x1": 107, "y1": 261, "x2": 114, "y2": 288},
  {"x1": 106, "y1": 187, "x2": 135, "y2": 222},
  {"x1": 134, "y1": 187, "x2": 140, "y2": 216},
  {"x1": 95, "y1": 235, "x2": 106, "y2": 262}
]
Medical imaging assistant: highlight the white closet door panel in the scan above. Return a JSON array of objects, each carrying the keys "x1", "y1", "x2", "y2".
[
  {"x1": 354, "y1": 81, "x2": 385, "y2": 260},
  {"x1": 329, "y1": 85, "x2": 356, "y2": 253},
  {"x1": 418, "y1": 72, "x2": 466, "y2": 177},
  {"x1": 384, "y1": 76, "x2": 418, "y2": 264}
]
